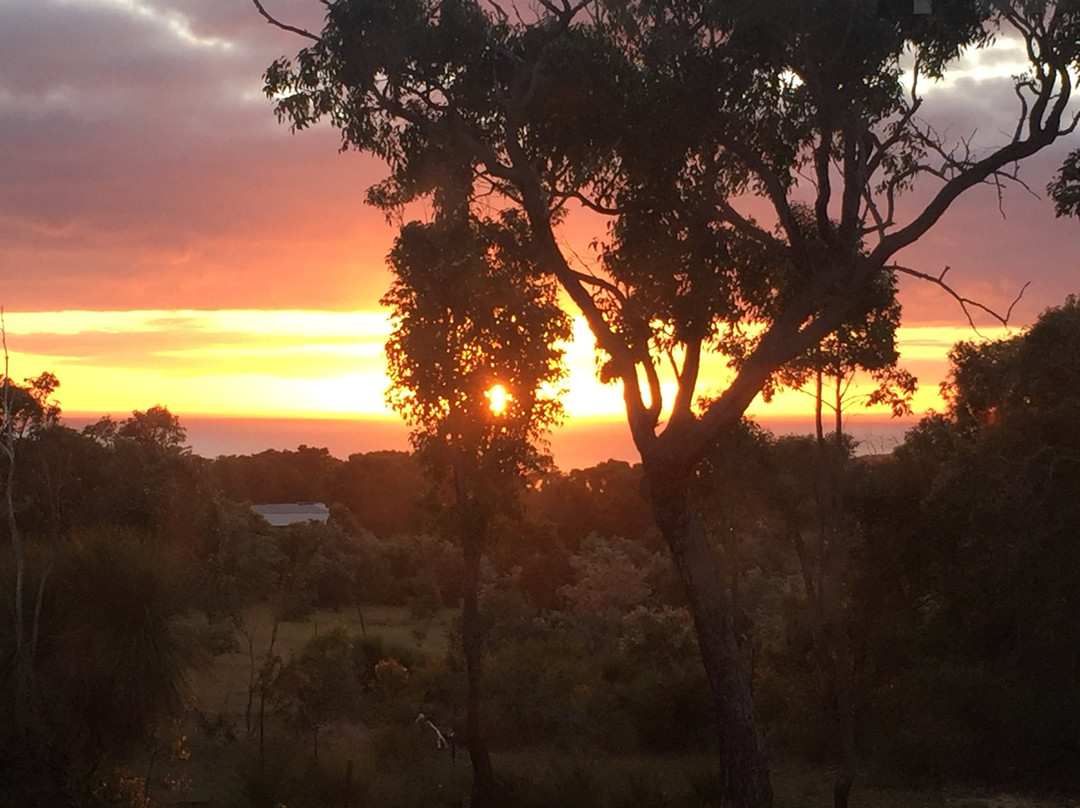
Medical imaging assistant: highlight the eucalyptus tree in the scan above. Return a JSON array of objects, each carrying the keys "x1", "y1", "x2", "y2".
[
  {"x1": 776, "y1": 267, "x2": 915, "y2": 441},
  {"x1": 381, "y1": 168, "x2": 570, "y2": 806},
  {"x1": 766, "y1": 259, "x2": 912, "y2": 807},
  {"x1": 257, "y1": 1, "x2": 1080, "y2": 803}
]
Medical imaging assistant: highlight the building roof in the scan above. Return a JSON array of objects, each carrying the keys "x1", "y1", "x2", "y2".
[{"x1": 252, "y1": 502, "x2": 330, "y2": 527}]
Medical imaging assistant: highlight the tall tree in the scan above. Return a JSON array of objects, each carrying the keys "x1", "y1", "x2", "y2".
[
  {"x1": 381, "y1": 177, "x2": 570, "y2": 806},
  {"x1": 257, "y1": 2, "x2": 1080, "y2": 802}
]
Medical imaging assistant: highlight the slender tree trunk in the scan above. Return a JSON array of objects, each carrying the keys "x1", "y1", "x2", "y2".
[
  {"x1": 832, "y1": 636, "x2": 857, "y2": 808},
  {"x1": 354, "y1": 601, "x2": 367, "y2": 636},
  {"x1": 834, "y1": 370, "x2": 843, "y2": 445},
  {"x1": 258, "y1": 619, "x2": 280, "y2": 768},
  {"x1": 237, "y1": 618, "x2": 258, "y2": 738},
  {"x1": 643, "y1": 461, "x2": 772, "y2": 808},
  {"x1": 825, "y1": 564, "x2": 858, "y2": 808},
  {"x1": 815, "y1": 368, "x2": 825, "y2": 444},
  {"x1": 5, "y1": 437, "x2": 24, "y2": 667},
  {"x1": 819, "y1": 372, "x2": 857, "y2": 808},
  {"x1": 3, "y1": 327, "x2": 30, "y2": 721},
  {"x1": 461, "y1": 508, "x2": 495, "y2": 808}
]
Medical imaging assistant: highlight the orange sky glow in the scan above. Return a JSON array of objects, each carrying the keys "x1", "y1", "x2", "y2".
[
  {"x1": 1, "y1": 1, "x2": 1077, "y2": 468},
  {"x1": 3, "y1": 308, "x2": 999, "y2": 422}
]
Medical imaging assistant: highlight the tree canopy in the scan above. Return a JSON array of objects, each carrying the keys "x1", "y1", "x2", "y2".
[
  {"x1": 0, "y1": 372, "x2": 60, "y2": 440},
  {"x1": 379, "y1": 153, "x2": 570, "y2": 807},
  {"x1": 944, "y1": 294, "x2": 1080, "y2": 430},
  {"x1": 262, "y1": 0, "x2": 1079, "y2": 466}
]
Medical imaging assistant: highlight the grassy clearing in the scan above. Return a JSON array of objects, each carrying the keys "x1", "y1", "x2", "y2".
[
  {"x1": 148, "y1": 604, "x2": 457, "y2": 806},
  {"x1": 165, "y1": 606, "x2": 1076, "y2": 807},
  {"x1": 189, "y1": 603, "x2": 456, "y2": 718}
]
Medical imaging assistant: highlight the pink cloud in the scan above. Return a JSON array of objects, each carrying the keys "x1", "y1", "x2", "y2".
[{"x1": 0, "y1": 0, "x2": 1076, "y2": 326}]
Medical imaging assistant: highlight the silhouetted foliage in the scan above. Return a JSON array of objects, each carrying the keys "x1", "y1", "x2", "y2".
[
  {"x1": 528, "y1": 460, "x2": 658, "y2": 553},
  {"x1": 0, "y1": 526, "x2": 195, "y2": 804},
  {"x1": 0, "y1": 372, "x2": 60, "y2": 440},
  {"x1": 1049, "y1": 149, "x2": 1080, "y2": 219},
  {"x1": 213, "y1": 445, "x2": 341, "y2": 505},
  {"x1": 262, "y1": 2, "x2": 1080, "y2": 801}
]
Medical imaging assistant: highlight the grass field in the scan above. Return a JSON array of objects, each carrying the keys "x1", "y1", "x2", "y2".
[
  {"x1": 145, "y1": 604, "x2": 458, "y2": 806},
  {"x1": 189, "y1": 603, "x2": 456, "y2": 719}
]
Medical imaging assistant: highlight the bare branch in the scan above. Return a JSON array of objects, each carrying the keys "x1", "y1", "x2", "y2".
[
  {"x1": 639, "y1": 340, "x2": 663, "y2": 426},
  {"x1": 715, "y1": 197, "x2": 785, "y2": 249},
  {"x1": 671, "y1": 336, "x2": 703, "y2": 422},
  {"x1": 1012, "y1": 78, "x2": 1031, "y2": 144},
  {"x1": 891, "y1": 263, "x2": 1029, "y2": 335},
  {"x1": 249, "y1": 0, "x2": 321, "y2": 42},
  {"x1": 482, "y1": 0, "x2": 511, "y2": 24},
  {"x1": 567, "y1": 268, "x2": 627, "y2": 305},
  {"x1": 860, "y1": 187, "x2": 890, "y2": 237},
  {"x1": 552, "y1": 187, "x2": 622, "y2": 216}
]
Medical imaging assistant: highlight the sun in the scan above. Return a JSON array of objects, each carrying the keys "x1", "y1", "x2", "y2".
[{"x1": 486, "y1": 383, "x2": 510, "y2": 415}]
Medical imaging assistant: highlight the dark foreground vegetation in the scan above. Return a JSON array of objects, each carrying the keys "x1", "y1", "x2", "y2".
[{"x1": 2, "y1": 297, "x2": 1080, "y2": 806}]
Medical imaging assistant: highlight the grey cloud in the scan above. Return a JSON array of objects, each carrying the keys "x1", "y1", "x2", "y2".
[
  {"x1": 0, "y1": 0, "x2": 397, "y2": 310},
  {"x1": 1, "y1": 0, "x2": 1077, "y2": 320}
]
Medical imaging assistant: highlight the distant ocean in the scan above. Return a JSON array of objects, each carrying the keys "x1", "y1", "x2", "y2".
[{"x1": 63, "y1": 412, "x2": 919, "y2": 471}]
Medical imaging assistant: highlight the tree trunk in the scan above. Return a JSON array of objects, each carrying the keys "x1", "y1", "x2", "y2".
[
  {"x1": 816, "y1": 380, "x2": 858, "y2": 808},
  {"x1": 815, "y1": 368, "x2": 825, "y2": 444},
  {"x1": 827, "y1": 586, "x2": 857, "y2": 808},
  {"x1": 4, "y1": 373, "x2": 30, "y2": 723},
  {"x1": 834, "y1": 371, "x2": 843, "y2": 444},
  {"x1": 832, "y1": 651, "x2": 857, "y2": 808},
  {"x1": 461, "y1": 510, "x2": 495, "y2": 808},
  {"x1": 643, "y1": 462, "x2": 772, "y2": 808}
]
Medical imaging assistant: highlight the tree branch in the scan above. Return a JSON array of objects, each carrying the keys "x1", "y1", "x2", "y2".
[
  {"x1": 249, "y1": 0, "x2": 321, "y2": 42},
  {"x1": 891, "y1": 263, "x2": 1029, "y2": 334},
  {"x1": 671, "y1": 336, "x2": 703, "y2": 423}
]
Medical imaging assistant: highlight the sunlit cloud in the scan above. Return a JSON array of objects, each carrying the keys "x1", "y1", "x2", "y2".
[
  {"x1": 0, "y1": 303, "x2": 1014, "y2": 427},
  {"x1": 55, "y1": 0, "x2": 234, "y2": 50},
  {"x1": 3, "y1": 310, "x2": 392, "y2": 417}
]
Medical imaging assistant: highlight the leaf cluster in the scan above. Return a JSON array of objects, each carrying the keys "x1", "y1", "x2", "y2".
[
  {"x1": 0, "y1": 371, "x2": 60, "y2": 440},
  {"x1": 943, "y1": 293, "x2": 1080, "y2": 430}
]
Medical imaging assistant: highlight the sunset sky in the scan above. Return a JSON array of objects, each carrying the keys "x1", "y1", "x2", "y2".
[{"x1": 2, "y1": 0, "x2": 1078, "y2": 467}]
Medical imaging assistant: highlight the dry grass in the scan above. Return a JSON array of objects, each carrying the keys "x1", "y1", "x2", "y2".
[
  {"x1": 188, "y1": 603, "x2": 454, "y2": 718},
  {"x1": 168, "y1": 609, "x2": 1077, "y2": 808},
  {"x1": 771, "y1": 760, "x2": 1076, "y2": 808}
]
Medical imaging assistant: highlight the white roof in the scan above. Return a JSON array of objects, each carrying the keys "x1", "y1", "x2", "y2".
[{"x1": 252, "y1": 502, "x2": 330, "y2": 527}]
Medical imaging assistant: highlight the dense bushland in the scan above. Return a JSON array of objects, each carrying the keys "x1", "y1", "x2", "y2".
[{"x1": 3, "y1": 299, "x2": 1080, "y2": 804}]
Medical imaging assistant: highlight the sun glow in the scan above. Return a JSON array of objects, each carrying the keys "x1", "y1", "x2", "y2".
[
  {"x1": 486, "y1": 383, "x2": 510, "y2": 415},
  {"x1": 1, "y1": 309, "x2": 965, "y2": 425}
]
